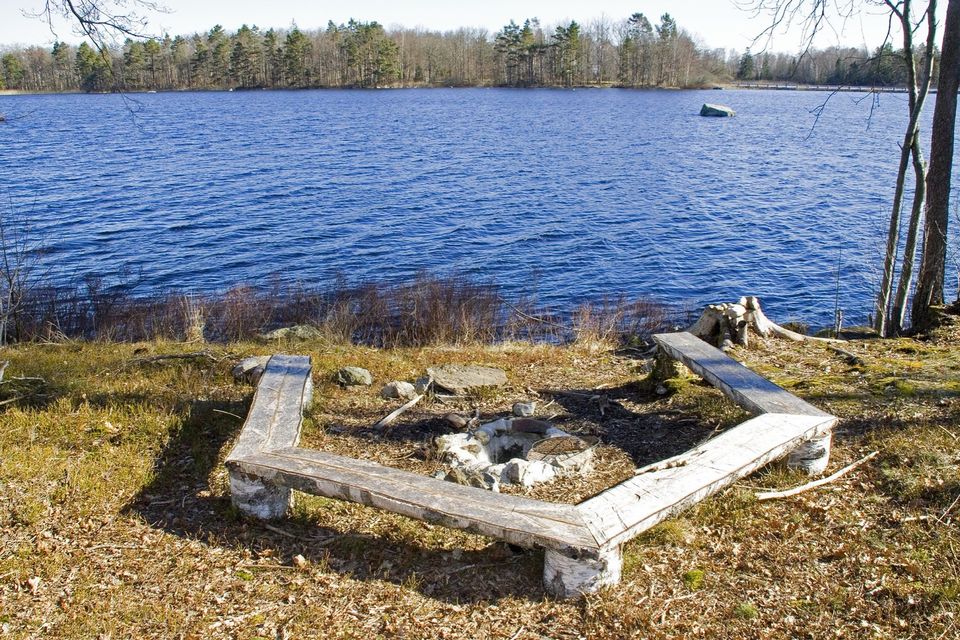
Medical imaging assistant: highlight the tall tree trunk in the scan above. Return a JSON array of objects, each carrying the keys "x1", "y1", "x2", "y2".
[
  {"x1": 876, "y1": 0, "x2": 936, "y2": 336},
  {"x1": 891, "y1": 135, "x2": 928, "y2": 332},
  {"x1": 913, "y1": 0, "x2": 960, "y2": 330},
  {"x1": 890, "y1": 1, "x2": 939, "y2": 334}
]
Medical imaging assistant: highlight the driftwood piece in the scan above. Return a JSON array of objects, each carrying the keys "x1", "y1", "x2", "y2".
[
  {"x1": 755, "y1": 451, "x2": 878, "y2": 501},
  {"x1": 687, "y1": 296, "x2": 844, "y2": 348},
  {"x1": 373, "y1": 394, "x2": 424, "y2": 429}
]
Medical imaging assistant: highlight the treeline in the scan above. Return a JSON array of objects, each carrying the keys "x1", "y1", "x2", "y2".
[
  {"x1": 736, "y1": 42, "x2": 940, "y2": 87},
  {"x1": 0, "y1": 13, "x2": 939, "y2": 92}
]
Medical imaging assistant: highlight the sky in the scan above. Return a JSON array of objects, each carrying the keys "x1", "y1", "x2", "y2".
[{"x1": 0, "y1": 0, "x2": 940, "y2": 53}]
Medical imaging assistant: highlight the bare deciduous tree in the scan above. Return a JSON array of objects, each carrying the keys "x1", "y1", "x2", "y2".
[
  {"x1": 879, "y1": 0, "x2": 937, "y2": 336},
  {"x1": 742, "y1": 0, "x2": 949, "y2": 336},
  {"x1": 912, "y1": 0, "x2": 960, "y2": 329},
  {"x1": 33, "y1": 0, "x2": 164, "y2": 50}
]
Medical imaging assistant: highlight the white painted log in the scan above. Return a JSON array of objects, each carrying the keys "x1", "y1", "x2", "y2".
[
  {"x1": 786, "y1": 432, "x2": 833, "y2": 476},
  {"x1": 225, "y1": 355, "x2": 311, "y2": 519},
  {"x1": 577, "y1": 413, "x2": 835, "y2": 548},
  {"x1": 229, "y1": 469, "x2": 294, "y2": 519},
  {"x1": 543, "y1": 546, "x2": 622, "y2": 598}
]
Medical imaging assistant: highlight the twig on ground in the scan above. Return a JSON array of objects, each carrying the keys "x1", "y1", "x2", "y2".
[
  {"x1": 902, "y1": 514, "x2": 933, "y2": 523},
  {"x1": 827, "y1": 345, "x2": 865, "y2": 365},
  {"x1": 262, "y1": 523, "x2": 299, "y2": 539},
  {"x1": 939, "y1": 493, "x2": 960, "y2": 524},
  {"x1": 756, "y1": 451, "x2": 879, "y2": 501},
  {"x1": 86, "y1": 543, "x2": 140, "y2": 551},
  {"x1": 0, "y1": 376, "x2": 46, "y2": 383},
  {"x1": 213, "y1": 409, "x2": 245, "y2": 421},
  {"x1": 374, "y1": 394, "x2": 424, "y2": 429},
  {"x1": 937, "y1": 425, "x2": 959, "y2": 442},
  {"x1": 0, "y1": 396, "x2": 23, "y2": 407}
]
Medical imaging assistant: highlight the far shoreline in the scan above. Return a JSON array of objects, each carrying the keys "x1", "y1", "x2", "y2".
[{"x1": 0, "y1": 83, "x2": 918, "y2": 98}]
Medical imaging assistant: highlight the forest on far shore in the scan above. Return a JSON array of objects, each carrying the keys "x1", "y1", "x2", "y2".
[{"x1": 0, "y1": 12, "x2": 941, "y2": 93}]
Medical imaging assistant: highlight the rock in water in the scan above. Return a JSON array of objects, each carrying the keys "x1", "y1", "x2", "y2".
[
  {"x1": 700, "y1": 103, "x2": 736, "y2": 117},
  {"x1": 427, "y1": 365, "x2": 508, "y2": 395},
  {"x1": 380, "y1": 381, "x2": 417, "y2": 400},
  {"x1": 335, "y1": 366, "x2": 373, "y2": 386}
]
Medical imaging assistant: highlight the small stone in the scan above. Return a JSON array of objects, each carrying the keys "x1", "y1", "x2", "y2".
[
  {"x1": 444, "y1": 412, "x2": 468, "y2": 429},
  {"x1": 380, "y1": 381, "x2": 417, "y2": 400},
  {"x1": 501, "y1": 459, "x2": 529, "y2": 484},
  {"x1": 232, "y1": 356, "x2": 270, "y2": 384},
  {"x1": 512, "y1": 401, "x2": 536, "y2": 417},
  {"x1": 334, "y1": 366, "x2": 373, "y2": 386},
  {"x1": 427, "y1": 365, "x2": 507, "y2": 395}
]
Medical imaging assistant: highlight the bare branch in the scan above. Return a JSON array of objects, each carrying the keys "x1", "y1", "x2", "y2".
[{"x1": 25, "y1": 1, "x2": 168, "y2": 53}]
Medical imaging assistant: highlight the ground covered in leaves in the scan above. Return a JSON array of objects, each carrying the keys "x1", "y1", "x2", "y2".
[{"x1": 1, "y1": 318, "x2": 959, "y2": 638}]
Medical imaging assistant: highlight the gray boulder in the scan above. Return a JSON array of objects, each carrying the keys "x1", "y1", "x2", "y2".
[
  {"x1": 427, "y1": 365, "x2": 508, "y2": 395},
  {"x1": 700, "y1": 103, "x2": 736, "y2": 117},
  {"x1": 380, "y1": 380, "x2": 417, "y2": 400},
  {"x1": 334, "y1": 366, "x2": 373, "y2": 386},
  {"x1": 259, "y1": 325, "x2": 323, "y2": 341}
]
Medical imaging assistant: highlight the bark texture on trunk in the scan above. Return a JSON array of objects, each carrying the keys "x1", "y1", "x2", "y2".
[{"x1": 913, "y1": 0, "x2": 960, "y2": 330}]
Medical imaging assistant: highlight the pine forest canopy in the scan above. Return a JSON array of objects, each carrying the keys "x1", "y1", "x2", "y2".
[{"x1": 0, "y1": 12, "x2": 941, "y2": 92}]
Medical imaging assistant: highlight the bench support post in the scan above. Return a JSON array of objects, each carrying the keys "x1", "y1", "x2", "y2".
[
  {"x1": 229, "y1": 467, "x2": 293, "y2": 520},
  {"x1": 543, "y1": 545, "x2": 622, "y2": 598},
  {"x1": 786, "y1": 432, "x2": 833, "y2": 476}
]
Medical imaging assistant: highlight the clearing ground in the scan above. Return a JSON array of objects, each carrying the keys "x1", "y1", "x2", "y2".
[{"x1": 1, "y1": 315, "x2": 959, "y2": 638}]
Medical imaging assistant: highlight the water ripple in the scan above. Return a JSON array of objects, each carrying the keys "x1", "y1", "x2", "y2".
[{"x1": 0, "y1": 88, "x2": 956, "y2": 327}]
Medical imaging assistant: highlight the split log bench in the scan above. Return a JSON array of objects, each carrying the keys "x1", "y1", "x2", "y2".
[{"x1": 225, "y1": 335, "x2": 836, "y2": 598}]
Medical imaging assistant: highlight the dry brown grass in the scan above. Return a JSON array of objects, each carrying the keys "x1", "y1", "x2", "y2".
[{"x1": 1, "y1": 319, "x2": 959, "y2": 638}]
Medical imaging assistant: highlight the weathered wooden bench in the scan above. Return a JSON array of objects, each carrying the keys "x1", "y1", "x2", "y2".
[{"x1": 226, "y1": 335, "x2": 836, "y2": 598}]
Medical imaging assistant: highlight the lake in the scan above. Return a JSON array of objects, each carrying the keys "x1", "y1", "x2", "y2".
[{"x1": 0, "y1": 87, "x2": 954, "y2": 328}]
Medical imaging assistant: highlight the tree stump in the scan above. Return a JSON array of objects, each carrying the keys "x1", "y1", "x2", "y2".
[{"x1": 687, "y1": 296, "x2": 843, "y2": 349}]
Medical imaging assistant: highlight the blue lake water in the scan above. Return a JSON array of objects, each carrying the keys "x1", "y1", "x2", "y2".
[{"x1": 1, "y1": 88, "x2": 955, "y2": 328}]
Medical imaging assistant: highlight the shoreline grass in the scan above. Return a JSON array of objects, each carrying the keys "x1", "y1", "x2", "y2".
[{"x1": 5, "y1": 273, "x2": 675, "y2": 347}]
